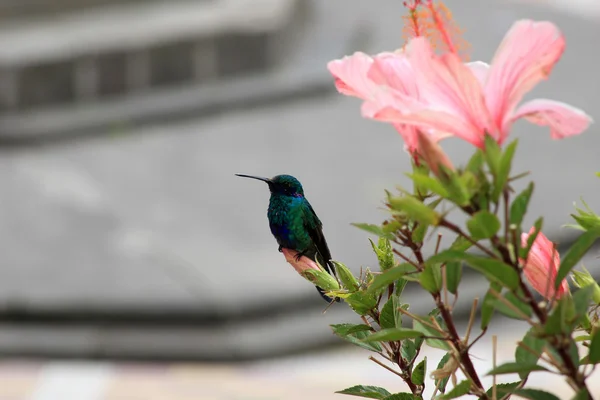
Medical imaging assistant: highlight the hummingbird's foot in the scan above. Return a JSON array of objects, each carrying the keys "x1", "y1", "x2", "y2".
[{"x1": 294, "y1": 250, "x2": 308, "y2": 262}]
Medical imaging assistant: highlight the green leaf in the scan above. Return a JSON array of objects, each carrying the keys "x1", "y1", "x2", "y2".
[
  {"x1": 352, "y1": 223, "x2": 393, "y2": 239},
  {"x1": 444, "y1": 237, "x2": 472, "y2": 295},
  {"x1": 439, "y1": 166, "x2": 471, "y2": 206},
  {"x1": 331, "y1": 324, "x2": 382, "y2": 353},
  {"x1": 363, "y1": 328, "x2": 425, "y2": 342},
  {"x1": 420, "y1": 262, "x2": 442, "y2": 293},
  {"x1": 346, "y1": 292, "x2": 379, "y2": 316},
  {"x1": 572, "y1": 390, "x2": 593, "y2": 400},
  {"x1": 466, "y1": 149, "x2": 485, "y2": 173},
  {"x1": 572, "y1": 285, "x2": 595, "y2": 325},
  {"x1": 487, "y1": 362, "x2": 549, "y2": 375},
  {"x1": 434, "y1": 353, "x2": 452, "y2": 393},
  {"x1": 510, "y1": 182, "x2": 534, "y2": 227},
  {"x1": 380, "y1": 296, "x2": 397, "y2": 329},
  {"x1": 515, "y1": 328, "x2": 545, "y2": 379},
  {"x1": 412, "y1": 357, "x2": 426, "y2": 386},
  {"x1": 368, "y1": 264, "x2": 417, "y2": 295},
  {"x1": 406, "y1": 172, "x2": 449, "y2": 198},
  {"x1": 336, "y1": 385, "x2": 392, "y2": 399},
  {"x1": 543, "y1": 295, "x2": 580, "y2": 336},
  {"x1": 302, "y1": 269, "x2": 340, "y2": 291},
  {"x1": 556, "y1": 227, "x2": 600, "y2": 288},
  {"x1": 429, "y1": 250, "x2": 519, "y2": 290},
  {"x1": 389, "y1": 196, "x2": 441, "y2": 226},
  {"x1": 445, "y1": 262, "x2": 462, "y2": 295},
  {"x1": 332, "y1": 261, "x2": 359, "y2": 292},
  {"x1": 513, "y1": 388, "x2": 561, "y2": 400},
  {"x1": 492, "y1": 291, "x2": 533, "y2": 320},
  {"x1": 413, "y1": 319, "x2": 449, "y2": 351},
  {"x1": 483, "y1": 134, "x2": 502, "y2": 176},
  {"x1": 481, "y1": 282, "x2": 501, "y2": 329},
  {"x1": 588, "y1": 329, "x2": 600, "y2": 363},
  {"x1": 382, "y1": 394, "x2": 420, "y2": 400},
  {"x1": 466, "y1": 210, "x2": 501, "y2": 240},
  {"x1": 401, "y1": 339, "x2": 417, "y2": 365},
  {"x1": 486, "y1": 382, "x2": 521, "y2": 399},
  {"x1": 437, "y1": 379, "x2": 471, "y2": 399},
  {"x1": 370, "y1": 237, "x2": 396, "y2": 271},
  {"x1": 492, "y1": 139, "x2": 518, "y2": 201},
  {"x1": 331, "y1": 324, "x2": 372, "y2": 336}
]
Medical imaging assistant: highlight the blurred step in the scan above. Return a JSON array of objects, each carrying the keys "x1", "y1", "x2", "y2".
[{"x1": 0, "y1": 0, "x2": 353, "y2": 140}]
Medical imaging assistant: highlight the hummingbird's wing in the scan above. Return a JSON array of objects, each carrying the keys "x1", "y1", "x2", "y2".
[{"x1": 302, "y1": 201, "x2": 336, "y2": 277}]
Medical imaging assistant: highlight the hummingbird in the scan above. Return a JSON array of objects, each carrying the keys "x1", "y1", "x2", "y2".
[{"x1": 236, "y1": 174, "x2": 338, "y2": 303}]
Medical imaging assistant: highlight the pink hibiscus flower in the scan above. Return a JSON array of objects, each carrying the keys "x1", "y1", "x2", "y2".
[{"x1": 328, "y1": 20, "x2": 592, "y2": 149}]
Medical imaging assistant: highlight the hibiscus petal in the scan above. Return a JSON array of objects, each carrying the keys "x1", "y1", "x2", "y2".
[
  {"x1": 485, "y1": 20, "x2": 566, "y2": 141},
  {"x1": 366, "y1": 105, "x2": 487, "y2": 148},
  {"x1": 406, "y1": 37, "x2": 495, "y2": 142},
  {"x1": 327, "y1": 52, "x2": 376, "y2": 99},
  {"x1": 466, "y1": 61, "x2": 490, "y2": 87},
  {"x1": 512, "y1": 99, "x2": 593, "y2": 139},
  {"x1": 369, "y1": 52, "x2": 419, "y2": 97}
]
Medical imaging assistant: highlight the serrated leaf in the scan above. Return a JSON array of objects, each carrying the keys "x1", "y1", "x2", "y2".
[
  {"x1": 380, "y1": 297, "x2": 396, "y2": 329},
  {"x1": 368, "y1": 264, "x2": 417, "y2": 295},
  {"x1": 420, "y1": 262, "x2": 442, "y2": 293},
  {"x1": 487, "y1": 362, "x2": 549, "y2": 375},
  {"x1": 412, "y1": 357, "x2": 426, "y2": 386},
  {"x1": 401, "y1": 339, "x2": 417, "y2": 364},
  {"x1": 510, "y1": 182, "x2": 534, "y2": 227},
  {"x1": 346, "y1": 291, "x2": 378, "y2": 316},
  {"x1": 331, "y1": 324, "x2": 372, "y2": 336},
  {"x1": 363, "y1": 328, "x2": 425, "y2": 342},
  {"x1": 486, "y1": 381, "x2": 521, "y2": 399},
  {"x1": 331, "y1": 324, "x2": 382, "y2": 353},
  {"x1": 336, "y1": 385, "x2": 392, "y2": 399},
  {"x1": 389, "y1": 196, "x2": 441, "y2": 226},
  {"x1": 556, "y1": 227, "x2": 600, "y2": 288},
  {"x1": 516, "y1": 328, "x2": 545, "y2": 379},
  {"x1": 513, "y1": 388, "x2": 561, "y2": 400},
  {"x1": 437, "y1": 379, "x2": 471, "y2": 399},
  {"x1": 467, "y1": 210, "x2": 501, "y2": 240},
  {"x1": 352, "y1": 223, "x2": 393, "y2": 239},
  {"x1": 429, "y1": 251, "x2": 519, "y2": 290},
  {"x1": 413, "y1": 319, "x2": 450, "y2": 351}
]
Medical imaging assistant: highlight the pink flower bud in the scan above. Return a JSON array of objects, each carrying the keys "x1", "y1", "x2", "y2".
[
  {"x1": 416, "y1": 131, "x2": 455, "y2": 178},
  {"x1": 281, "y1": 248, "x2": 321, "y2": 276},
  {"x1": 520, "y1": 228, "x2": 569, "y2": 300}
]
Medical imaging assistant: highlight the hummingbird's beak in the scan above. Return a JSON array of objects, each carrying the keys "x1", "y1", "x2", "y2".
[{"x1": 235, "y1": 174, "x2": 271, "y2": 183}]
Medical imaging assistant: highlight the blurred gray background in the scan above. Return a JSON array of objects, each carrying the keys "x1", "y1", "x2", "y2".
[{"x1": 0, "y1": 0, "x2": 598, "y2": 398}]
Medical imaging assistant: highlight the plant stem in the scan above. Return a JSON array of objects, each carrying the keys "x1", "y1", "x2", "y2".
[{"x1": 411, "y1": 246, "x2": 489, "y2": 399}]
